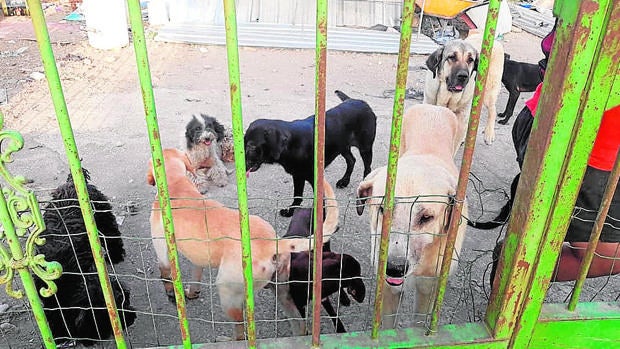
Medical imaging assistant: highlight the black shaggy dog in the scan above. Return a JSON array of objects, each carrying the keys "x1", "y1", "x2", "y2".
[
  {"x1": 285, "y1": 207, "x2": 365, "y2": 333},
  {"x1": 244, "y1": 90, "x2": 377, "y2": 217},
  {"x1": 36, "y1": 169, "x2": 136, "y2": 346}
]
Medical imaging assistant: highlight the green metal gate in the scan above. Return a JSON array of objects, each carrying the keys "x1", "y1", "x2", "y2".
[{"x1": 0, "y1": 0, "x2": 618, "y2": 348}]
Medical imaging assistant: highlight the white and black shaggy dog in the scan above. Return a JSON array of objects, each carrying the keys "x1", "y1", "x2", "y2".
[
  {"x1": 36, "y1": 169, "x2": 135, "y2": 346},
  {"x1": 184, "y1": 114, "x2": 234, "y2": 192}
]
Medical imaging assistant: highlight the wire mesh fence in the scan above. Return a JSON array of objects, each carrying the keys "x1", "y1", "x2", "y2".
[{"x1": 0, "y1": 168, "x2": 617, "y2": 348}]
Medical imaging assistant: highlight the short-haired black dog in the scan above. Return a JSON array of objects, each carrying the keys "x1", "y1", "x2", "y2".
[
  {"x1": 285, "y1": 207, "x2": 365, "y2": 333},
  {"x1": 36, "y1": 169, "x2": 136, "y2": 346},
  {"x1": 498, "y1": 54, "x2": 542, "y2": 125},
  {"x1": 244, "y1": 90, "x2": 377, "y2": 217}
]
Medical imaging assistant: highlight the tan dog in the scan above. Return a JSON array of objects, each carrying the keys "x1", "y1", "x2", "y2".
[
  {"x1": 356, "y1": 104, "x2": 468, "y2": 328},
  {"x1": 147, "y1": 148, "x2": 339, "y2": 340},
  {"x1": 424, "y1": 33, "x2": 505, "y2": 146}
]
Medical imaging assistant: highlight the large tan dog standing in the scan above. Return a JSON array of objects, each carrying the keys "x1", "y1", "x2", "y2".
[
  {"x1": 424, "y1": 32, "x2": 505, "y2": 146},
  {"x1": 356, "y1": 104, "x2": 468, "y2": 328},
  {"x1": 147, "y1": 148, "x2": 339, "y2": 340}
]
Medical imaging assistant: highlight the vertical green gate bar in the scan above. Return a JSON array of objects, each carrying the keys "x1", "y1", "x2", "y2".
[
  {"x1": 25, "y1": 1, "x2": 127, "y2": 347},
  {"x1": 222, "y1": 0, "x2": 257, "y2": 346},
  {"x1": 486, "y1": 0, "x2": 619, "y2": 345},
  {"x1": 125, "y1": 0, "x2": 192, "y2": 347},
  {"x1": 429, "y1": 0, "x2": 500, "y2": 334},
  {"x1": 370, "y1": 0, "x2": 415, "y2": 339},
  {"x1": 311, "y1": 0, "x2": 328, "y2": 346}
]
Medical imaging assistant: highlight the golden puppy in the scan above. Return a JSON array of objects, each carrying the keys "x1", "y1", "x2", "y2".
[
  {"x1": 147, "y1": 148, "x2": 339, "y2": 339},
  {"x1": 356, "y1": 105, "x2": 468, "y2": 328}
]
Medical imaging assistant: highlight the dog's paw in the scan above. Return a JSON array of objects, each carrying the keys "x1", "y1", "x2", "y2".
[
  {"x1": 185, "y1": 288, "x2": 201, "y2": 300},
  {"x1": 498, "y1": 117, "x2": 509, "y2": 125},
  {"x1": 497, "y1": 113, "x2": 505, "y2": 119},
  {"x1": 484, "y1": 127, "x2": 495, "y2": 145},
  {"x1": 280, "y1": 207, "x2": 295, "y2": 217},
  {"x1": 336, "y1": 178, "x2": 350, "y2": 188}
]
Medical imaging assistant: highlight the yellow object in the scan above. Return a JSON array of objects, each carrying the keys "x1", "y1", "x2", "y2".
[{"x1": 415, "y1": 0, "x2": 486, "y2": 19}]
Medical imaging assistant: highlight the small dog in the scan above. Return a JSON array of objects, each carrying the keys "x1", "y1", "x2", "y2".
[
  {"x1": 289, "y1": 251, "x2": 365, "y2": 333},
  {"x1": 284, "y1": 184, "x2": 365, "y2": 333},
  {"x1": 36, "y1": 169, "x2": 135, "y2": 346},
  {"x1": 184, "y1": 114, "x2": 234, "y2": 191},
  {"x1": 147, "y1": 149, "x2": 339, "y2": 340},
  {"x1": 424, "y1": 33, "x2": 505, "y2": 145},
  {"x1": 244, "y1": 90, "x2": 377, "y2": 217},
  {"x1": 498, "y1": 54, "x2": 542, "y2": 124}
]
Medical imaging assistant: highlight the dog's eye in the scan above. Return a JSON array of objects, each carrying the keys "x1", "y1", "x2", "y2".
[
  {"x1": 418, "y1": 213, "x2": 433, "y2": 225},
  {"x1": 448, "y1": 55, "x2": 457, "y2": 61},
  {"x1": 467, "y1": 57, "x2": 474, "y2": 64}
]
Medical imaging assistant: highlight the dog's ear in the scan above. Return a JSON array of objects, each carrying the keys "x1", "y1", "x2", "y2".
[
  {"x1": 473, "y1": 51, "x2": 480, "y2": 73},
  {"x1": 264, "y1": 128, "x2": 288, "y2": 161},
  {"x1": 214, "y1": 120, "x2": 226, "y2": 142},
  {"x1": 356, "y1": 180, "x2": 374, "y2": 215},
  {"x1": 425, "y1": 47, "x2": 444, "y2": 79}
]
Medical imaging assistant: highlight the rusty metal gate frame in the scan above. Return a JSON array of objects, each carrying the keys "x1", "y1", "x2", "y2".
[{"x1": 0, "y1": 0, "x2": 618, "y2": 348}]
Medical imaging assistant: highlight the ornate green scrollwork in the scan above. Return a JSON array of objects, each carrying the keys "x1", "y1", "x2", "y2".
[{"x1": 0, "y1": 115, "x2": 62, "y2": 299}]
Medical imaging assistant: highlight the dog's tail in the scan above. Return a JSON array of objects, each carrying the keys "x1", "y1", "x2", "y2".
[
  {"x1": 277, "y1": 179, "x2": 339, "y2": 254},
  {"x1": 466, "y1": 201, "x2": 511, "y2": 230},
  {"x1": 334, "y1": 90, "x2": 351, "y2": 102}
]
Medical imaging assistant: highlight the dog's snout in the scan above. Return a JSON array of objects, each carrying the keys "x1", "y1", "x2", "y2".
[
  {"x1": 386, "y1": 258, "x2": 408, "y2": 278},
  {"x1": 456, "y1": 70, "x2": 469, "y2": 82}
]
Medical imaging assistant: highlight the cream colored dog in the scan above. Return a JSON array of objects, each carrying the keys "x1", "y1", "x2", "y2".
[
  {"x1": 147, "y1": 148, "x2": 339, "y2": 340},
  {"x1": 356, "y1": 104, "x2": 468, "y2": 328},
  {"x1": 424, "y1": 32, "x2": 505, "y2": 146}
]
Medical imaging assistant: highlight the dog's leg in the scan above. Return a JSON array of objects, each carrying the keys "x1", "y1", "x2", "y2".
[
  {"x1": 281, "y1": 175, "x2": 306, "y2": 217},
  {"x1": 321, "y1": 298, "x2": 346, "y2": 333},
  {"x1": 483, "y1": 99, "x2": 497, "y2": 145},
  {"x1": 498, "y1": 88, "x2": 520, "y2": 125},
  {"x1": 158, "y1": 264, "x2": 175, "y2": 300},
  {"x1": 336, "y1": 148, "x2": 356, "y2": 188},
  {"x1": 381, "y1": 287, "x2": 401, "y2": 329},
  {"x1": 216, "y1": 275, "x2": 247, "y2": 340},
  {"x1": 271, "y1": 266, "x2": 307, "y2": 335},
  {"x1": 359, "y1": 148, "x2": 373, "y2": 179},
  {"x1": 413, "y1": 277, "x2": 437, "y2": 326},
  {"x1": 185, "y1": 264, "x2": 203, "y2": 299},
  {"x1": 153, "y1": 233, "x2": 176, "y2": 300}
]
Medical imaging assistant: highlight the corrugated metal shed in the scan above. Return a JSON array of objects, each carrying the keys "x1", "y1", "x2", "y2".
[
  {"x1": 155, "y1": 22, "x2": 439, "y2": 55},
  {"x1": 509, "y1": 3, "x2": 555, "y2": 38}
]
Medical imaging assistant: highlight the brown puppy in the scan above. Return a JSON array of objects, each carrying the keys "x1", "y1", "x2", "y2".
[{"x1": 147, "y1": 149, "x2": 338, "y2": 340}]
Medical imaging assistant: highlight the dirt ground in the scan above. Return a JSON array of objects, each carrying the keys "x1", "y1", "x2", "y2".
[{"x1": 0, "y1": 7, "x2": 618, "y2": 349}]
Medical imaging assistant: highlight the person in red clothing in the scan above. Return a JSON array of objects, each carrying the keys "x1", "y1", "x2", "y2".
[{"x1": 490, "y1": 20, "x2": 620, "y2": 286}]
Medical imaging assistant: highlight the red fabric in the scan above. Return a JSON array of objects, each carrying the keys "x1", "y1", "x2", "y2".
[
  {"x1": 525, "y1": 83, "x2": 544, "y2": 116},
  {"x1": 588, "y1": 105, "x2": 620, "y2": 171}
]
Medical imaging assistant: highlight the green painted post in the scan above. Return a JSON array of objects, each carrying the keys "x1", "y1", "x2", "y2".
[
  {"x1": 429, "y1": 0, "x2": 500, "y2": 334},
  {"x1": 370, "y1": 0, "x2": 415, "y2": 339},
  {"x1": 25, "y1": 0, "x2": 127, "y2": 347},
  {"x1": 221, "y1": 0, "x2": 257, "y2": 346},
  {"x1": 125, "y1": 0, "x2": 192, "y2": 347},
  {"x1": 312, "y1": 0, "x2": 328, "y2": 346},
  {"x1": 485, "y1": 0, "x2": 620, "y2": 344}
]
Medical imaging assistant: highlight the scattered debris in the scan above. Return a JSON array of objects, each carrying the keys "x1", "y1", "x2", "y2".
[
  {"x1": 123, "y1": 201, "x2": 139, "y2": 216},
  {"x1": 29, "y1": 72, "x2": 46, "y2": 81},
  {"x1": 0, "y1": 89, "x2": 7, "y2": 105},
  {"x1": 0, "y1": 303, "x2": 9, "y2": 313},
  {"x1": 0, "y1": 323, "x2": 16, "y2": 332},
  {"x1": 382, "y1": 88, "x2": 424, "y2": 100}
]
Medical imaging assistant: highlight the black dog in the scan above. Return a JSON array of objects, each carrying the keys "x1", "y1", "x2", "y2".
[
  {"x1": 498, "y1": 54, "x2": 542, "y2": 124},
  {"x1": 289, "y1": 251, "x2": 365, "y2": 333},
  {"x1": 244, "y1": 90, "x2": 377, "y2": 216},
  {"x1": 36, "y1": 170, "x2": 136, "y2": 346},
  {"x1": 285, "y1": 207, "x2": 365, "y2": 333}
]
